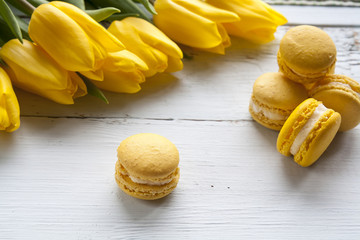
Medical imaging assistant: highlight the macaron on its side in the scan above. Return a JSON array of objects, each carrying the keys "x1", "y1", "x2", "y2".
[
  {"x1": 309, "y1": 74, "x2": 360, "y2": 131},
  {"x1": 278, "y1": 25, "x2": 337, "y2": 84},
  {"x1": 277, "y1": 98, "x2": 341, "y2": 167},
  {"x1": 277, "y1": 98, "x2": 320, "y2": 156},
  {"x1": 249, "y1": 72, "x2": 308, "y2": 131},
  {"x1": 294, "y1": 109, "x2": 341, "y2": 167},
  {"x1": 116, "y1": 133, "x2": 180, "y2": 200}
]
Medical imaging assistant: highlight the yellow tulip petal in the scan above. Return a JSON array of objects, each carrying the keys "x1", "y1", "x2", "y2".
[
  {"x1": 103, "y1": 50, "x2": 148, "y2": 73},
  {"x1": 165, "y1": 56, "x2": 184, "y2": 73},
  {"x1": 0, "y1": 67, "x2": 20, "y2": 132},
  {"x1": 224, "y1": 21, "x2": 277, "y2": 43},
  {"x1": 79, "y1": 69, "x2": 104, "y2": 81},
  {"x1": 119, "y1": 17, "x2": 183, "y2": 59},
  {"x1": 28, "y1": 4, "x2": 95, "y2": 71},
  {"x1": 174, "y1": 0, "x2": 239, "y2": 23},
  {"x1": 108, "y1": 21, "x2": 170, "y2": 76},
  {"x1": 205, "y1": 0, "x2": 287, "y2": 43},
  {"x1": 50, "y1": 1, "x2": 124, "y2": 53},
  {"x1": 0, "y1": 40, "x2": 82, "y2": 104},
  {"x1": 154, "y1": 0, "x2": 222, "y2": 48},
  {"x1": 94, "y1": 70, "x2": 145, "y2": 93},
  {"x1": 0, "y1": 40, "x2": 68, "y2": 90},
  {"x1": 69, "y1": 72, "x2": 87, "y2": 98},
  {"x1": 142, "y1": 48, "x2": 168, "y2": 77}
]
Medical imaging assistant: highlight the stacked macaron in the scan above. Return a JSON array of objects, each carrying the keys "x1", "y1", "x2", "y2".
[
  {"x1": 115, "y1": 133, "x2": 180, "y2": 200},
  {"x1": 249, "y1": 25, "x2": 360, "y2": 167}
]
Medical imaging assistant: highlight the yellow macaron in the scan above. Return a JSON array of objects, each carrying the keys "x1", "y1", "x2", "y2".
[
  {"x1": 115, "y1": 133, "x2": 180, "y2": 200},
  {"x1": 277, "y1": 25, "x2": 337, "y2": 84},
  {"x1": 249, "y1": 72, "x2": 308, "y2": 130},
  {"x1": 309, "y1": 74, "x2": 360, "y2": 132},
  {"x1": 277, "y1": 98, "x2": 341, "y2": 167}
]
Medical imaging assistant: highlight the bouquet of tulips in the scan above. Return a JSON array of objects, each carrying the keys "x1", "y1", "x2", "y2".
[{"x1": 0, "y1": 0, "x2": 287, "y2": 132}]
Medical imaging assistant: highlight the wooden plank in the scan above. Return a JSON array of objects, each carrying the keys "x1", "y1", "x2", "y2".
[
  {"x1": 0, "y1": 117, "x2": 359, "y2": 238},
  {"x1": 272, "y1": 5, "x2": 360, "y2": 26}
]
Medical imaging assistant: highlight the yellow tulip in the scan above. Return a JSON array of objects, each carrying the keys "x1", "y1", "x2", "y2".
[
  {"x1": 153, "y1": 0, "x2": 240, "y2": 54},
  {"x1": 205, "y1": 0, "x2": 287, "y2": 43},
  {"x1": 0, "y1": 66, "x2": 20, "y2": 132},
  {"x1": 0, "y1": 39, "x2": 87, "y2": 105},
  {"x1": 108, "y1": 17, "x2": 183, "y2": 77},
  {"x1": 93, "y1": 69, "x2": 145, "y2": 94},
  {"x1": 93, "y1": 49, "x2": 148, "y2": 93},
  {"x1": 28, "y1": 1, "x2": 124, "y2": 78}
]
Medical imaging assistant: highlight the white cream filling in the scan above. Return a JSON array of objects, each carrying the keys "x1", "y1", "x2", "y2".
[
  {"x1": 290, "y1": 104, "x2": 328, "y2": 155},
  {"x1": 250, "y1": 99, "x2": 288, "y2": 121},
  {"x1": 129, "y1": 175, "x2": 173, "y2": 186}
]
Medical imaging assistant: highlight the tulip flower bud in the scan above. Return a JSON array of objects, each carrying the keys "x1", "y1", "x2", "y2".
[
  {"x1": 108, "y1": 17, "x2": 183, "y2": 77},
  {"x1": 0, "y1": 39, "x2": 87, "y2": 105},
  {"x1": 153, "y1": 0, "x2": 240, "y2": 54},
  {"x1": 205, "y1": 0, "x2": 287, "y2": 44},
  {"x1": 28, "y1": 1, "x2": 124, "y2": 77},
  {"x1": 93, "y1": 49, "x2": 148, "y2": 93},
  {"x1": 0, "y1": 66, "x2": 20, "y2": 132}
]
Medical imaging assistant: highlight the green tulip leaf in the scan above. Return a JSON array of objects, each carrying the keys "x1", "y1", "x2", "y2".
[
  {"x1": 27, "y1": 0, "x2": 49, "y2": 7},
  {"x1": 77, "y1": 73, "x2": 109, "y2": 104},
  {"x1": 133, "y1": 0, "x2": 156, "y2": 15},
  {"x1": 104, "y1": 13, "x2": 139, "y2": 22},
  {"x1": 60, "y1": 0, "x2": 85, "y2": 9},
  {"x1": 5, "y1": 0, "x2": 37, "y2": 15},
  {"x1": 86, "y1": 7, "x2": 120, "y2": 22},
  {"x1": 0, "y1": 38, "x2": 6, "y2": 48},
  {"x1": 0, "y1": 0, "x2": 23, "y2": 43},
  {"x1": 90, "y1": 0, "x2": 150, "y2": 21}
]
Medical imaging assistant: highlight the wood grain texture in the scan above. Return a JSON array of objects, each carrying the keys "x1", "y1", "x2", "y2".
[
  {"x1": 1, "y1": 6, "x2": 360, "y2": 240},
  {"x1": 0, "y1": 118, "x2": 359, "y2": 239}
]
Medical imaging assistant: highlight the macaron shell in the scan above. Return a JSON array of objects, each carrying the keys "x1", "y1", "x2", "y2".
[
  {"x1": 279, "y1": 25, "x2": 337, "y2": 74},
  {"x1": 117, "y1": 133, "x2": 179, "y2": 180},
  {"x1": 115, "y1": 160, "x2": 180, "y2": 200},
  {"x1": 252, "y1": 72, "x2": 308, "y2": 110},
  {"x1": 309, "y1": 75, "x2": 360, "y2": 131},
  {"x1": 277, "y1": 51, "x2": 336, "y2": 84},
  {"x1": 249, "y1": 72, "x2": 308, "y2": 130},
  {"x1": 294, "y1": 111, "x2": 341, "y2": 167},
  {"x1": 312, "y1": 89, "x2": 360, "y2": 131},
  {"x1": 277, "y1": 98, "x2": 320, "y2": 156}
]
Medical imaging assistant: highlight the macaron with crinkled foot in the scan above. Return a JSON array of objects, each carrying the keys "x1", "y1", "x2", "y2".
[
  {"x1": 309, "y1": 74, "x2": 360, "y2": 132},
  {"x1": 115, "y1": 133, "x2": 180, "y2": 200},
  {"x1": 277, "y1": 98, "x2": 341, "y2": 167},
  {"x1": 277, "y1": 25, "x2": 337, "y2": 84},
  {"x1": 249, "y1": 72, "x2": 308, "y2": 130}
]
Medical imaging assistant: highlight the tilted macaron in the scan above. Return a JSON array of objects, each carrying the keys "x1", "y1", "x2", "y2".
[
  {"x1": 115, "y1": 133, "x2": 180, "y2": 200},
  {"x1": 249, "y1": 72, "x2": 308, "y2": 130},
  {"x1": 277, "y1": 25, "x2": 337, "y2": 84},
  {"x1": 277, "y1": 98, "x2": 341, "y2": 167},
  {"x1": 309, "y1": 74, "x2": 360, "y2": 132}
]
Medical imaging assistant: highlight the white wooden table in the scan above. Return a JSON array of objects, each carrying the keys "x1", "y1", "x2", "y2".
[{"x1": 1, "y1": 5, "x2": 360, "y2": 239}]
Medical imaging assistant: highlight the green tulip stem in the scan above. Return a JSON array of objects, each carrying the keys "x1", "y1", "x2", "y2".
[
  {"x1": 9, "y1": 0, "x2": 36, "y2": 14},
  {"x1": 77, "y1": 72, "x2": 109, "y2": 104}
]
